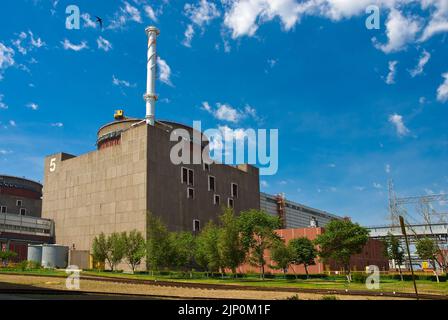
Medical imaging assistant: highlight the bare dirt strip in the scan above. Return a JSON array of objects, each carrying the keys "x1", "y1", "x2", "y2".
[{"x1": 0, "y1": 274, "x2": 409, "y2": 300}]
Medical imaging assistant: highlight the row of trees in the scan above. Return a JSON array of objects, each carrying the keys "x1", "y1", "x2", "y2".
[
  {"x1": 384, "y1": 233, "x2": 447, "y2": 282},
  {"x1": 92, "y1": 209, "x2": 370, "y2": 281},
  {"x1": 92, "y1": 230, "x2": 146, "y2": 272}
]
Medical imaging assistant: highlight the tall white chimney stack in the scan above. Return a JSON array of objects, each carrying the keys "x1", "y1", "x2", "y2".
[{"x1": 144, "y1": 26, "x2": 160, "y2": 126}]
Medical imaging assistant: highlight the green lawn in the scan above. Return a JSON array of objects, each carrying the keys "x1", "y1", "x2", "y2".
[{"x1": 1, "y1": 268, "x2": 447, "y2": 296}]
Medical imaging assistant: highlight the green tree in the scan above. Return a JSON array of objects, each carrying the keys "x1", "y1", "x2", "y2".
[
  {"x1": 146, "y1": 213, "x2": 171, "y2": 273},
  {"x1": 269, "y1": 240, "x2": 293, "y2": 275},
  {"x1": 416, "y1": 237, "x2": 441, "y2": 282},
  {"x1": 195, "y1": 222, "x2": 222, "y2": 275},
  {"x1": 123, "y1": 230, "x2": 146, "y2": 272},
  {"x1": 383, "y1": 233, "x2": 405, "y2": 281},
  {"x1": 169, "y1": 231, "x2": 195, "y2": 275},
  {"x1": 92, "y1": 232, "x2": 109, "y2": 269},
  {"x1": 106, "y1": 232, "x2": 126, "y2": 271},
  {"x1": 314, "y1": 219, "x2": 369, "y2": 282},
  {"x1": 237, "y1": 209, "x2": 281, "y2": 279},
  {"x1": 289, "y1": 237, "x2": 317, "y2": 278},
  {"x1": 0, "y1": 250, "x2": 17, "y2": 266},
  {"x1": 218, "y1": 208, "x2": 245, "y2": 275}
]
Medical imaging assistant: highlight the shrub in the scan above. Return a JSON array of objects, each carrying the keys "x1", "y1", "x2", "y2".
[
  {"x1": 286, "y1": 294, "x2": 300, "y2": 300},
  {"x1": 351, "y1": 272, "x2": 368, "y2": 283}
]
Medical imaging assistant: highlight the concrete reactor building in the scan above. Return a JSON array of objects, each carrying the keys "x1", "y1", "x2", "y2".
[{"x1": 41, "y1": 27, "x2": 260, "y2": 253}]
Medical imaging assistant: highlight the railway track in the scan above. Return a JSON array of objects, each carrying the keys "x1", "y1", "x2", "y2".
[{"x1": 1, "y1": 272, "x2": 447, "y2": 300}]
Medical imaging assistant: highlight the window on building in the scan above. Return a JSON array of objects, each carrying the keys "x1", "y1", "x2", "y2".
[
  {"x1": 181, "y1": 167, "x2": 194, "y2": 186},
  {"x1": 231, "y1": 183, "x2": 238, "y2": 198},
  {"x1": 182, "y1": 167, "x2": 188, "y2": 184},
  {"x1": 208, "y1": 175, "x2": 215, "y2": 192},
  {"x1": 19, "y1": 208, "x2": 26, "y2": 216},
  {"x1": 214, "y1": 194, "x2": 220, "y2": 205},
  {"x1": 0, "y1": 206, "x2": 6, "y2": 214},
  {"x1": 16, "y1": 200, "x2": 22, "y2": 207},
  {"x1": 227, "y1": 198, "x2": 234, "y2": 208},
  {"x1": 188, "y1": 169, "x2": 194, "y2": 186},
  {"x1": 187, "y1": 187, "x2": 195, "y2": 199},
  {"x1": 203, "y1": 163, "x2": 210, "y2": 171},
  {"x1": 193, "y1": 219, "x2": 201, "y2": 232}
]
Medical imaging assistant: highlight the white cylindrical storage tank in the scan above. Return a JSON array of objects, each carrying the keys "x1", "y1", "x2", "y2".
[
  {"x1": 27, "y1": 245, "x2": 43, "y2": 264},
  {"x1": 41, "y1": 244, "x2": 69, "y2": 269}
]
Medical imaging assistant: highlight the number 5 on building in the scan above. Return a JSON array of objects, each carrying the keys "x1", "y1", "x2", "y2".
[{"x1": 50, "y1": 158, "x2": 57, "y2": 172}]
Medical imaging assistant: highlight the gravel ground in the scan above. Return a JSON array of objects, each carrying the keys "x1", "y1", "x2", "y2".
[{"x1": 0, "y1": 274, "x2": 408, "y2": 300}]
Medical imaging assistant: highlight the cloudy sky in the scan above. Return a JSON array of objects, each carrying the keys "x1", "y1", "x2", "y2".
[{"x1": 0, "y1": 0, "x2": 447, "y2": 225}]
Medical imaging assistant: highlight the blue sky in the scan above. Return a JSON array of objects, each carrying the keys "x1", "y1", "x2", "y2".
[{"x1": 0, "y1": 0, "x2": 447, "y2": 225}]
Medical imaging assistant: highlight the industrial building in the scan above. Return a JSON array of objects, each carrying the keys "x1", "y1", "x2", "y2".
[
  {"x1": 41, "y1": 27, "x2": 260, "y2": 257},
  {"x1": 0, "y1": 175, "x2": 53, "y2": 261},
  {"x1": 238, "y1": 227, "x2": 389, "y2": 274},
  {"x1": 260, "y1": 192, "x2": 342, "y2": 228}
]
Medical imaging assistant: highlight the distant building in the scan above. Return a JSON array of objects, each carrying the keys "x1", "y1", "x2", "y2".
[
  {"x1": 0, "y1": 175, "x2": 53, "y2": 261},
  {"x1": 237, "y1": 227, "x2": 389, "y2": 274},
  {"x1": 260, "y1": 192, "x2": 342, "y2": 228}
]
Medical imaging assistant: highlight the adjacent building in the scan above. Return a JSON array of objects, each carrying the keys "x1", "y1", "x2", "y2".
[
  {"x1": 0, "y1": 175, "x2": 53, "y2": 261},
  {"x1": 238, "y1": 227, "x2": 389, "y2": 274},
  {"x1": 260, "y1": 192, "x2": 342, "y2": 228}
]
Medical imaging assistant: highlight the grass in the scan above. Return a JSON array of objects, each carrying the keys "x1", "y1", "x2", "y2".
[{"x1": 1, "y1": 268, "x2": 447, "y2": 296}]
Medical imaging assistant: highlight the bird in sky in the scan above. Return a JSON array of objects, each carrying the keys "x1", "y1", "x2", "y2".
[{"x1": 95, "y1": 16, "x2": 103, "y2": 29}]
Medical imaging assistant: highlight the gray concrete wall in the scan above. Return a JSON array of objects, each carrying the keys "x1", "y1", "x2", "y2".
[
  {"x1": 42, "y1": 124, "x2": 148, "y2": 251},
  {"x1": 147, "y1": 124, "x2": 260, "y2": 232}
]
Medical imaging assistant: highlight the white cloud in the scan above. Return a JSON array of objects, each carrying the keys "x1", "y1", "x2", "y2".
[
  {"x1": 267, "y1": 58, "x2": 278, "y2": 68},
  {"x1": 215, "y1": 104, "x2": 242, "y2": 123},
  {"x1": 409, "y1": 50, "x2": 431, "y2": 77},
  {"x1": 144, "y1": 5, "x2": 158, "y2": 22},
  {"x1": 420, "y1": 0, "x2": 448, "y2": 41},
  {"x1": 157, "y1": 57, "x2": 172, "y2": 86},
  {"x1": 81, "y1": 13, "x2": 97, "y2": 28},
  {"x1": 51, "y1": 122, "x2": 64, "y2": 127},
  {"x1": 219, "y1": 1, "x2": 448, "y2": 53},
  {"x1": 385, "y1": 60, "x2": 398, "y2": 85},
  {"x1": 355, "y1": 186, "x2": 366, "y2": 191},
  {"x1": 11, "y1": 31, "x2": 45, "y2": 55},
  {"x1": 112, "y1": 75, "x2": 135, "y2": 88},
  {"x1": 182, "y1": 24, "x2": 195, "y2": 47},
  {"x1": 388, "y1": 113, "x2": 410, "y2": 137},
  {"x1": 0, "y1": 94, "x2": 7, "y2": 109},
  {"x1": 202, "y1": 101, "x2": 259, "y2": 123},
  {"x1": 97, "y1": 36, "x2": 112, "y2": 52},
  {"x1": 108, "y1": 1, "x2": 142, "y2": 29},
  {"x1": 9, "y1": 120, "x2": 16, "y2": 127},
  {"x1": 0, "y1": 42, "x2": 15, "y2": 79},
  {"x1": 436, "y1": 72, "x2": 448, "y2": 103},
  {"x1": 124, "y1": 1, "x2": 142, "y2": 22},
  {"x1": 373, "y1": 182, "x2": 383, "y2": 189},
  {"x1": 0, "y1": 149, "x2": 12, "y2": 155},
  {"x1": 385, "y1": 164, "x2": 391, "y2": 173},
  {"x1": 203, "y1": 102, "x2": 242, "y2": 123},
  {"x1": 183, "y1": 0, "x2": 220, "y2": 47},
  {"x1": 260, "y1": 180, "x2": 269, "y2": 188},
  {"x1": 374, "y1": 9, "x2": 421, "y2": 53},
  {"x1": 223, "y1": 0, "x2": 308, "y2": 38},
  {"x1": 185, "y1": 0, "x2": 220, "y2": 27},
  {"x1": 61, "y1": 39, "x2": 88, "y2": 51},
  {"x1": 26, "y1": 102, "x2": 39, "y2": 110}
]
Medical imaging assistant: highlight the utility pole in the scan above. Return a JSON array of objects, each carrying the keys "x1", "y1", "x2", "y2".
[{"x1": 399, "y1": 215, "x2": 419, "y2": 300}]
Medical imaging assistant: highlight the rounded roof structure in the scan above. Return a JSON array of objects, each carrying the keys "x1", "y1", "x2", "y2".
[{"x1": 0, "y1": 174, "x2": 43, "y2": 195}]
